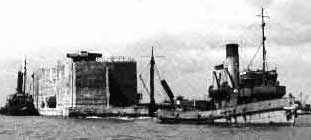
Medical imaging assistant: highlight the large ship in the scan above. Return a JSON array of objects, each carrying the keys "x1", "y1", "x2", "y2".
[
  {"x1": 157, "y1": 8, "x2": 297, "y2": 125},
  {"x1": 0, "y1": 60, "x2": 39, "y2": 116}
]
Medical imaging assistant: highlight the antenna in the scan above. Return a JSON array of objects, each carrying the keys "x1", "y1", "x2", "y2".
[{"x1": 257, "y1": 8, "x2": 270, "y2": 72}]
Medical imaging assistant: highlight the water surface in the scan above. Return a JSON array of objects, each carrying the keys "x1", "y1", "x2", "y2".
[{"x1": 1, "y1": 115, "x2": 311, "y2": 140}]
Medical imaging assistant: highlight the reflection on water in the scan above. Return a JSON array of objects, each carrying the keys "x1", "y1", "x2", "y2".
[{"x1": 1, "y1": 115, "x2": 311, "y2": 140}]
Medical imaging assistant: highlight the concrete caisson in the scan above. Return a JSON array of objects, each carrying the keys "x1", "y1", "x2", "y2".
[{"x1": 35, "y1": 52, "x2": 138, "y2": 116}]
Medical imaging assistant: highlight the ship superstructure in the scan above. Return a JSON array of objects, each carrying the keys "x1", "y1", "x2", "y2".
[
  {"x1": 209, "y1": 43, "x2": 286, "y2": 108},
  {"x1": 209, "y1": 8, "x2": 286, "y2": 107}
]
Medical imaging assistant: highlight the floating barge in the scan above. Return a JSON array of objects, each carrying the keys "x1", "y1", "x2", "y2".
[{"x1": 33, "y1": 51, "x2": 149, "y2": 117}]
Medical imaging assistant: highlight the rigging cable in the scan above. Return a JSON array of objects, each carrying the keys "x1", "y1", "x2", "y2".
[
  {"x1": 138, "y1": 62, "x2": 151, "y2": 96},
  {"x1": 154, "y1": 64, "x2": 162, "y2": 80},
  {"x1": 154, "y1": 64, "x2": 166, "y2": 97},
  {"x1": 247, "y1": 43, "x2": 263, "y2": 69},
  {"x1": 139, "y1": 62, "x2": 151, "y2": 76}
]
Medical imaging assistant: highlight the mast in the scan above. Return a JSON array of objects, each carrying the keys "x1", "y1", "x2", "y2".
[
  {"x1": 260, "y1": 8, "x2": 268, "y2": 72},
  {"x1": 32, "y1": 73, "x2": 35, "y2": 96},
  {"x1": 36, "y1": 78, "x2": 39, "y2": 109},
  {"x1": 106, "y1": 67, "x2": 110, "y2": 109},
  {"x1": 71, "y1": 62, "x2": 74, "y2": 107},
  {"x1": 149, "y1": 47, "x2": 156, "y2": 116},
  {"x1": 23, "y1": 59, "x2": 27, "y2": 93}
]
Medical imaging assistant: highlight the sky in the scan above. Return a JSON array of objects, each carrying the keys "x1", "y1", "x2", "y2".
[{"x1": 0, "y1": 0, "x2": 311, "y2": 105}]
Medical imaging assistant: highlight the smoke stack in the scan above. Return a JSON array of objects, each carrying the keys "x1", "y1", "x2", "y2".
[
  {"x1": 226, "y1": 44, "x2": 239, "y2": 88},
  {"x1": 17, "y1": 71, "x2": 23, "y2": 93}
]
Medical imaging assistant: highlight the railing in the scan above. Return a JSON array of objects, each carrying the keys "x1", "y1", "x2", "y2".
[{"x1": 96, "y1": 56, "x2": 135, "y2": 62}]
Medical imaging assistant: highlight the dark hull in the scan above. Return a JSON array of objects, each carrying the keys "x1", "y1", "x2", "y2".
[
  {"x1": 6, "y1": 104, "x2": 39, "y2": 116},
  {"x1": 158, "y1": 116, "x2": 213, "y2": 124},
  {"x1": 0, "y1": 101, "x2": 39, "y2": 116}
]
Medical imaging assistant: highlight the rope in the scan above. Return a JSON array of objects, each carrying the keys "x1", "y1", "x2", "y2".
[
  {"x1": 138, "y1": 63, "x2": 150, "y2": 76},
  {"x1": 155, "y1": 64, "x2": 163, "y2": 80},
  {"x1": 154, "y1": 64, "x2": 167, "y2": 97},
  {"x1": 248, "y1": 43, "x2": 263, "y2": 69},
  {"x1": 138, "y1": 61, "x2": 167, "y2": 98},
  {"x1": 139, "y1": 74, "x2": 150, "y2": 95},
  {"x1": 137, "y1": 62, "x2": 150, "y2": 97}
]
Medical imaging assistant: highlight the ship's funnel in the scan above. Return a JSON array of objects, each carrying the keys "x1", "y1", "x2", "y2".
[
  {"x1": 226, "y1": 44, "x2": 239, "y2": 89},
  {"x1": 17, "y1": 71, "x2": 23, "y2": 93}
]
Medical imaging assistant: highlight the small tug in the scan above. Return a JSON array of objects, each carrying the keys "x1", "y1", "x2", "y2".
[{"x1": 0, "y1": 60, "x2": 38, "y2": 116}]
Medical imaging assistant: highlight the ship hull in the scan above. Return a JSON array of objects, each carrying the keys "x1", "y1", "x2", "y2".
[
  {"x1": 158, "y1": 110, "x2": 294, "y2": 125},
  {"x1": 1, "y1": 103, "x2": 39, "y2": 116},
  {"x1": 158, "y1": 98, "x2": 296, "y2": 125},
  {"x1": 1, "y1": 93, "x2": 39, "y2": 116},
  {"x1": 37, "y1": 106, "x2": 149, "y2": 118},
  {"x1": 38, "y1": 108, "x2": 69, "y2": 117},
  {"x1": 158, "y1": 116, "x2": 213, "y2": 124},
  {"x1": 213, "y1": 110, "x2": 295, "y2": 125}
]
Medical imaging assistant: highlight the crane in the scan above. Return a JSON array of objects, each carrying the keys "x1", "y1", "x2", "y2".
[{"x1": 160, "y1": 79, "x2": 175, "y2": 107}]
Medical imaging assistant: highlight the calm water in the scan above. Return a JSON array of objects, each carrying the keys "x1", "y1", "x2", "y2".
[{"x1": 1, "y1": 115, "x2": 311, "y2": 140}]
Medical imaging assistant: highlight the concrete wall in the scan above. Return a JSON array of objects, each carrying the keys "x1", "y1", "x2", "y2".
[
  {"x1": 36, "y1": 61, "x2": 73, "y2": 109},
  {"x1": 36, "y1": 59, "x2": 138, "y2": 110},
  {"x1": 109, "y1": 62, "x2": 137, "y2": 107},
  {"x1": 75, "y1": 61, "x2": 107, "y2": 108},
  {"x1": 75, "y1": 61, "x2": 138, "y2": 108}
]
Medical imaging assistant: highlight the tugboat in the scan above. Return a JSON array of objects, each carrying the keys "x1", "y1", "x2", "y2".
[
  {"x1": 157, "y1": 8, "x2": 297, "y2": 125},
  {"x1": 0, "y1": 60, "x2": 39, "y2": 116}
]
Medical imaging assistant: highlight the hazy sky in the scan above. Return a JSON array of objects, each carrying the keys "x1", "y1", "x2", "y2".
[{"x1": 0, "y1": 0, "x2": 311, "y2": 105}]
